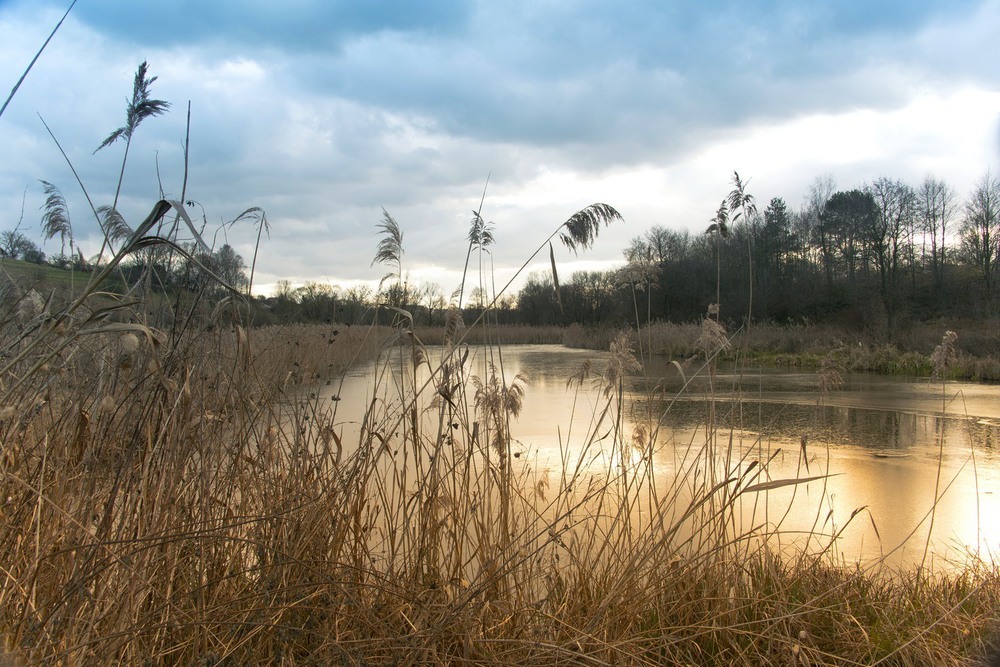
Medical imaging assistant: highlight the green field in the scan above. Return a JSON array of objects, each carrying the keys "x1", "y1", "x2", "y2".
[{"x1": 0, "y1": 257, "x2": 88, "y2": 291}]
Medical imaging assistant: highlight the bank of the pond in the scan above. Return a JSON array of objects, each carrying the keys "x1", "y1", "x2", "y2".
[
  {"x1": 559, "y1": 320, "x2": 1000, "y2": 382},
  {"x1": 250, "y1": 320, "x2": 1000, "y2": 385},
  {"x1": 248, "y1": 321, "x2": 1000, "y2": 382}
]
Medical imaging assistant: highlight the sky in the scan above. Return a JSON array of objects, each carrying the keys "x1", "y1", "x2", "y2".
[{"x1": 1, "y1": 0, "x2": 998, "y2": 300}]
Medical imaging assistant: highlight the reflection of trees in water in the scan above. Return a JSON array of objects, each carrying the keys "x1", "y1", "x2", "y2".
[
  {"x1": 637, "y1": 396, "x2": 1000, "y2": 453},
  {"x1": 830, "y1": 407, "x2": 908, "y2": 449},
  {"x1": 968, "y1": 421, "x2": 1000, "y2": 451}
]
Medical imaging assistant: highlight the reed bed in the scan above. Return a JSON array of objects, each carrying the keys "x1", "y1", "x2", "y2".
[
  {"x1": 2, "y1": 290, "x2": 999, "y2": 665},
  {"x1": 566, "y1": 320, "x2": 1000, "y2": 381}
]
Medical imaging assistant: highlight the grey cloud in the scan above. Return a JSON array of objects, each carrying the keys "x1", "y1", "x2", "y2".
[
  {"x1": 2, "y1": 0, "x2": 997, "y2": 295},
  {"x1": 270, "y1": 0, "x2": 994, "y2": 170},
  {"x1": 25, "y1": 0, "x2": 473, "y2": 53}
]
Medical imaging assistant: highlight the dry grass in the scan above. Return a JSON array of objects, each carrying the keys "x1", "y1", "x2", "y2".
[
  {"x1": 1, "y1": 296, "x2": 999, "y2": 665},
  {"x1": 566, "y1": 320, "x2": 1000, "y2": 381}
]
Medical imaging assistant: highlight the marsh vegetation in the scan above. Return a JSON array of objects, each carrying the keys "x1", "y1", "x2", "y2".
[
  {"x1": 4, "y1": 304, "x2": 1000, "y2": 664},
  {"x1": 3, "y1": 57, "x2": 1000, "y2": 667}
]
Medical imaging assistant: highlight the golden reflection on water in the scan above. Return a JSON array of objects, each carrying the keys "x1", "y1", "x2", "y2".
[{"x1": 329, "y1": 344, "x2": 1000, "y2": 570}]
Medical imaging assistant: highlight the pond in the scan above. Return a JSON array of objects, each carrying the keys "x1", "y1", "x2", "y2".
[{"x1": 327, "y1": 343, "x2": 1000, "y2": 569}]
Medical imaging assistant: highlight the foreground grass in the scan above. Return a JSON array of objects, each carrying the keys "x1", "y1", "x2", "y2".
[{"x1": 1, "y1": 310, "x2": 998, "y2": 666}]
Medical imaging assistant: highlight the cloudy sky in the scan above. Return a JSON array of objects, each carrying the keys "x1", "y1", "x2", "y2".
[{"x1": 1, "y1": 0, "x2": 998, "y2": 299}]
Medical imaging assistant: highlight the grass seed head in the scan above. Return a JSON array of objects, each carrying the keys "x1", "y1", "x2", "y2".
[
  {"x1": 694, "y1": 316, "x2": 729, "y2": 359},
  {"x1": 16, "y1": 290, "x2": 44, "y2": 322},
  {"x1": 931, "y1": 330, "x2": 958, "y2": 378},
  {"x1": 444, "y1": 305, "x2": 464, "y2": 344},
  {"x1": 121, "y1": 332, "x2": 140, "y2": 353},
  {"x1": 818, "y1": 352, "x2": 845, "y2": 393}
]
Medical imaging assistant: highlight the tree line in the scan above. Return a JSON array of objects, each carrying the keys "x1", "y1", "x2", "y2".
[
  {"x1": 255, "y1": 171, "x2": 999, "y2": 335},
  {"x1": 517, "y1": 172, "x2": 999, "y2": 335},
  {"x1": 6, "y1": 170, "x2": 998, "y2": 336}
]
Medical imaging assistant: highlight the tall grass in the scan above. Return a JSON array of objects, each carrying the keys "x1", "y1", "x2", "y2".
[{"x1": 2, "y1": 213, "x2": 999, "y2": 665}]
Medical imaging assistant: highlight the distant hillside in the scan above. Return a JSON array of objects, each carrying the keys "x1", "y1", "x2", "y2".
[{"x1": 0, "y1": 258, "x2": 88, "y2": 291}]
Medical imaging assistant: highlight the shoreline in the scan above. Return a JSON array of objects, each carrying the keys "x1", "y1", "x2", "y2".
[{"x1": 390, "y1": 320, "x2": 1000, "y2": 382}]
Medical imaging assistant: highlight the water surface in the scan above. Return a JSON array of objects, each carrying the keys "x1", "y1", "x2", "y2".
[{"x1": 329, "y1": 344, "x2": 1000, "y2": 569}]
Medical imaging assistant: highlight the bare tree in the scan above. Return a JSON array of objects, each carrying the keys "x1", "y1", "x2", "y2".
[
  {"x1": 805, "y1": 175, "x2": 836, "y2": 287},
  {"x1": 273, "y1": 279, "x2": 295, "y2": 302},
  {"x1": 417, "y1": 281, "x2": 446, "y2": 325},
  {"x1": 917, "y1": 176, "x2": 956, "y2": 293},
  {"x1": 0, "y1": 230, "x2": 34, "y2": 259},
  {"x1": 866, "y1": 177, "x2": 916, "y2": 331},
  {"x1": 961, "y1": 171, "x2": 1000, "y2": 294}
]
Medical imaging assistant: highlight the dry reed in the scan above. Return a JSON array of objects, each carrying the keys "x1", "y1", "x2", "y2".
[{"x1": 1, "y1": 302, "x2": 998, "y2": 664}]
